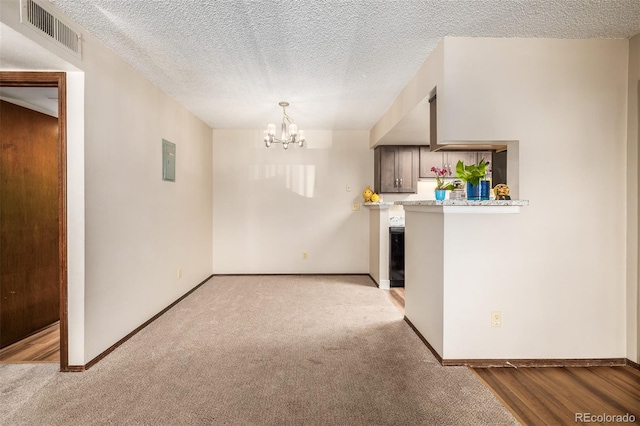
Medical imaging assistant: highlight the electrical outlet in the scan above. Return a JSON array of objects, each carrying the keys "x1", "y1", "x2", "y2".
[
  {"x1": 302, "y1": 252, "x2": 308, "y2": 260},
  {"x1": 346, "y1": 185, "x2": 352, "y2": 192},
  {"x1": 491, "y1": 311, "x2": 502, "y2": 327},
  {"x1": 177, "y1": 268, "x2": 182, "y2": 279},
  {"x1": 352, "y1": 203, "x2": 360, "y2": 211}
]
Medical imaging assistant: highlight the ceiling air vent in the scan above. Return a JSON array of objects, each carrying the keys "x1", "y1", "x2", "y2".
[{"x1": 20, "y1": 0, "x2": 82, "y2": 59}]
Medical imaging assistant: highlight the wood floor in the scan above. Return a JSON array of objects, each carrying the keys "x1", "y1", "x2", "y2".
[
  {"x1": 474, "y1": 366, "x2": 640, "y2": 425},
  {"x1": 387, "y1": 287, "x2": 405, "y2": 315},
  {"x1": 0, "y1": 321, "x2": 59, "y2": 363},
  {"x1": 388, "y1": 287, "x2": 640, "y2": 425}
]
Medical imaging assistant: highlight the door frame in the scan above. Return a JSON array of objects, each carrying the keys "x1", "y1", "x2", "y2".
[{"x1": 0, "y1": 71, "x2": 69, "y2": 371}]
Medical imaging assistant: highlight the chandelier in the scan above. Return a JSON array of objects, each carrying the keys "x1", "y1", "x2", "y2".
[{"x1": 263, "y1": 101, "x2": 305, "y2": 149}]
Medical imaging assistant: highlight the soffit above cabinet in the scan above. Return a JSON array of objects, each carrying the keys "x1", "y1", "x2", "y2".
[
  {"x1": 375, "y1": 96, "x2": 430, "y2": 146},
  {"x1": 373, "y1": 93, "x2": 507, "y2": 151}
]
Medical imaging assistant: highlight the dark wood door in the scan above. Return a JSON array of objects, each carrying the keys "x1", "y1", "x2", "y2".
[
  {"x1": 1, "y1": 100, "x2": 60, "y2": 348},
  {"x1": 397, "y1": 146, "x2": 418, "y2": 193},
  {"x1": 378, "y1": 146, "x2": 398, "y2": 193}
]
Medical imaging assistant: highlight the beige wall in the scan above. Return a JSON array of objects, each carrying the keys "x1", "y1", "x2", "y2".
[
  {"x1": 370, "y1": 42, "x2": 444, "y2": 148},
  {"x1": 447, "y1": 38, "x2": 628, "y2": 358},
  {"x1": 1, "y1": 0, "x2": 214, "y2": 364},
  {"x1": 81, "y1": 36, "x2": 213, "y2": 362},
  {"x1": 212, "y1": 130, "x2": 372, "y2": 274},
  {"x1": 375, "y1": 38, "x2": 630, "y2": 359},
  {"x1": 629, "y1": 33, "x2": 640, "y2": 364}
]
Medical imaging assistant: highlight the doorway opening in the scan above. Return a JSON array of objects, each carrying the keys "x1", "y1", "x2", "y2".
[{"x1": 0, "y1": 71, "x2": 68, "y2": 371}]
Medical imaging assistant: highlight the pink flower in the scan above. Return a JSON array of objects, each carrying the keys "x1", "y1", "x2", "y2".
[{"x1": 431, "y1": 167, "x2": 451, "y2": 189}]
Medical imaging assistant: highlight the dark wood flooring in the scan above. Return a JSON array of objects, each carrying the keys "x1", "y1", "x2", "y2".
[
  {"x1": 0, "y1": 321, "x2": 59, "y2": 363},
  {"x1": 474, "y1": 365, "x2": 640, "y2": 425},
  {"x1": 389, "y1": 287, "x2": 639, "y2": 425}
]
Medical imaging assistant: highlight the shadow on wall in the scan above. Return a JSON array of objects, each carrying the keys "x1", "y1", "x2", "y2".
[{"x1": 249, "y1": 164, "x2": 316, "y2": 198}]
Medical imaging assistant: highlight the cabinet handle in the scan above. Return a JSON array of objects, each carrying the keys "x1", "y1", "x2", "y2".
[
  {"x1": 394, "y1": 178, "x2": 398, "y2": 187},
  {"x1": 399, "y1": 178, "x2": 403, "y2": 187}
]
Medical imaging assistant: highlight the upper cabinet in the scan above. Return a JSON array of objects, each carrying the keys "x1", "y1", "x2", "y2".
[
  {"x1": 418, "y1": 146, "x2": 442, "y2": 177},
  {"x1": 374, "y1": 146, "x2": 419, "y2": 193},
  {"x1": 419, "y1": 148, "x2": 493, "y2": 178}
]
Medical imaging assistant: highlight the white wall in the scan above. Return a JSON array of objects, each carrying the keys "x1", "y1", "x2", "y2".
[
  {"x1": 81, "y1": 34, "x2": 213, "y2": 362},
  {"x1": 1, "y1": 0, "x2": 214, "y2": 364},
  {"x1": 367, "y1": 205, "x2": 390, "y2": 288},
  {"x1": 370, "y1": 42, "x2": 444, "y2": 148},
  {"x1": 373, "y1": 38, "x2": 630, "y2": 360},
  {"x1": 212, "y1": 130, "x2": 372, "y2": 274},
  {"x1": 438, "y1": 38, "x2": 628, "y2": 359},
  {"x1": 404, "y1": 208, "x2": 444, "y2": 356},
  {"x1": 628, "y1": 33, "x2": 640, "y2": 364}
]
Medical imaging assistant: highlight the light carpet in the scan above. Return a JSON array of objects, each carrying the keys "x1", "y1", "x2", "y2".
[{"x1": 0, "y1": 275, "x2": 518, "y2": 425}]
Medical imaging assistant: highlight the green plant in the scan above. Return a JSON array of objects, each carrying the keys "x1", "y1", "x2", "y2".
[{"x1": 455, "y1": 159, "x2": 490, "y2": 186}]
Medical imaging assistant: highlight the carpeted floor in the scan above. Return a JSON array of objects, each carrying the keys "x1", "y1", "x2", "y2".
[{"x1": 0, "y1": 275, "x2": 518, "y2": 425}]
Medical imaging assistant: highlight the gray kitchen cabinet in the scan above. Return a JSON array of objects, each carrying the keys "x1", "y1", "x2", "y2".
[
  {"x1": 419, "y1": 146, "x2": 443, "y2": 178},
  {"x1": 374, "y1": 146, "x2": 419, "y2": 193},
  {"x1": 477, "y1": 151, "x2": 492, "y2": 166},
  {"x1": 419, "y1": 149, "x2": 493, "y2": 178},
  {"x1": 442, "y1": 152, "x2": 477, "y2": 175}
]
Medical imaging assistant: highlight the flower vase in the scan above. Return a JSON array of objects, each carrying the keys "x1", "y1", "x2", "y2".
[
  {"x1": 466, "y1": 182, "x2": 480, "y2": 200},
  {"x1": 435, "y1": 189, "x2": 446, "y2": 200},
  {"x1": 480, "y1": 180, "x2": 490, "y2": 200},
  {"x1": 467, "y1": 181, "x2": 490, "y2": 200}
]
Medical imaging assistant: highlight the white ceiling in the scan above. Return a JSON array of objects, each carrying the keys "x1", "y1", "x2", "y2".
[
  {"x1": 18, "y1": 1, "x2": 640, "y2": 130},
  {"x1": 0, "y1": 86, "x2": 59, "y2": 117}
]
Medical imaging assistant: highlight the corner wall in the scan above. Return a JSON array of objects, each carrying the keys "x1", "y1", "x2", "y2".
[
  {"x1": 1, "y1": 0, "x2": 214, "y2": 364},
  {"x1": 81, "y1": 32, "x2": 213, "y2": 362},
  {"x1": 370, "y1": 42, "x2": 444, "y2": 148},
  {"x1": 628, "y1": 33, "x2": 640, "y2": 364},
  {"x1": 212, "y1": 130, "x2": 372, "y2": 274},
  {"x1": 441, "y1": 38, "x2": 628, "y2": 359}
]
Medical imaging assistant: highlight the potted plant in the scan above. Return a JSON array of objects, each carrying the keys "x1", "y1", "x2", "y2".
[
  {"x1": 431, "y1": 167, "x2": 454, "y2": 200},
  {"x1": 455, "y1": 159, "x2": 490, "y2": 200}
]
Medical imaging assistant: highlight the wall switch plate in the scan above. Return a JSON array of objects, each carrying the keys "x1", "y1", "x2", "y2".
[
  {"x1": 352, "y1": 203, "x2": 360, "y2": 211},
  {"x1": 302, "y1": 252, "x2": 308, "y2": 260},
  {"x1": 346, "y1": 185, "x2": 352, "y2": 192},
  {"x1": 177, "y1": 268, "x2": 182, "y2": 279},
  {"x1": 491, "y1": 311, "x2": 502, "y2": 327}
]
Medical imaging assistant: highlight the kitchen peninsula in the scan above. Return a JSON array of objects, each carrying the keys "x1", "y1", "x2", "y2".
[
  {"x1": 398, "y1": 199, "x2": 528, "y2": 364},
  {"x1": 367, "y1": 199, "x2": 529, "y2": 365}
]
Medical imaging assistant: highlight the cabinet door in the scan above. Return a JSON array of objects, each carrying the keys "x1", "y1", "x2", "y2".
[
  {"x1": 397, "y1": 146, "x2": 418, "y2": 193},
  {"x1": 419, "y1": 146, "x2": 443, "y2": 178},
  {"x1": 477, "y1": 152, "x2": 492, "y2": 166},
  {"x1": 379, "y1": 146, "x2": 398, "y2": 193},
  {"x1": 444, "y1": 152, "x2": 476, "y2": 175}
]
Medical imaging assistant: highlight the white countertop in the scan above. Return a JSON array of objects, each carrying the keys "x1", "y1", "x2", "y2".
[{"x1": 395, "y1": 200, "x2": 529, "y2": 206}]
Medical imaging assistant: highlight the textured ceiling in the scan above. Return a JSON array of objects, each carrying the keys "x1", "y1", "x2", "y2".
[{"x1": 47, "y1": 0, "x2": 640, "y2": 130}]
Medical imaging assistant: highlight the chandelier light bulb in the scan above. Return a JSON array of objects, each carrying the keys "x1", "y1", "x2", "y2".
[
  {"x1": 289, "y1": 124, "x2": 297, "y2": 136},
  {"x1": 267, "y1": 124, "x2": 276, "y2": 136}
]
